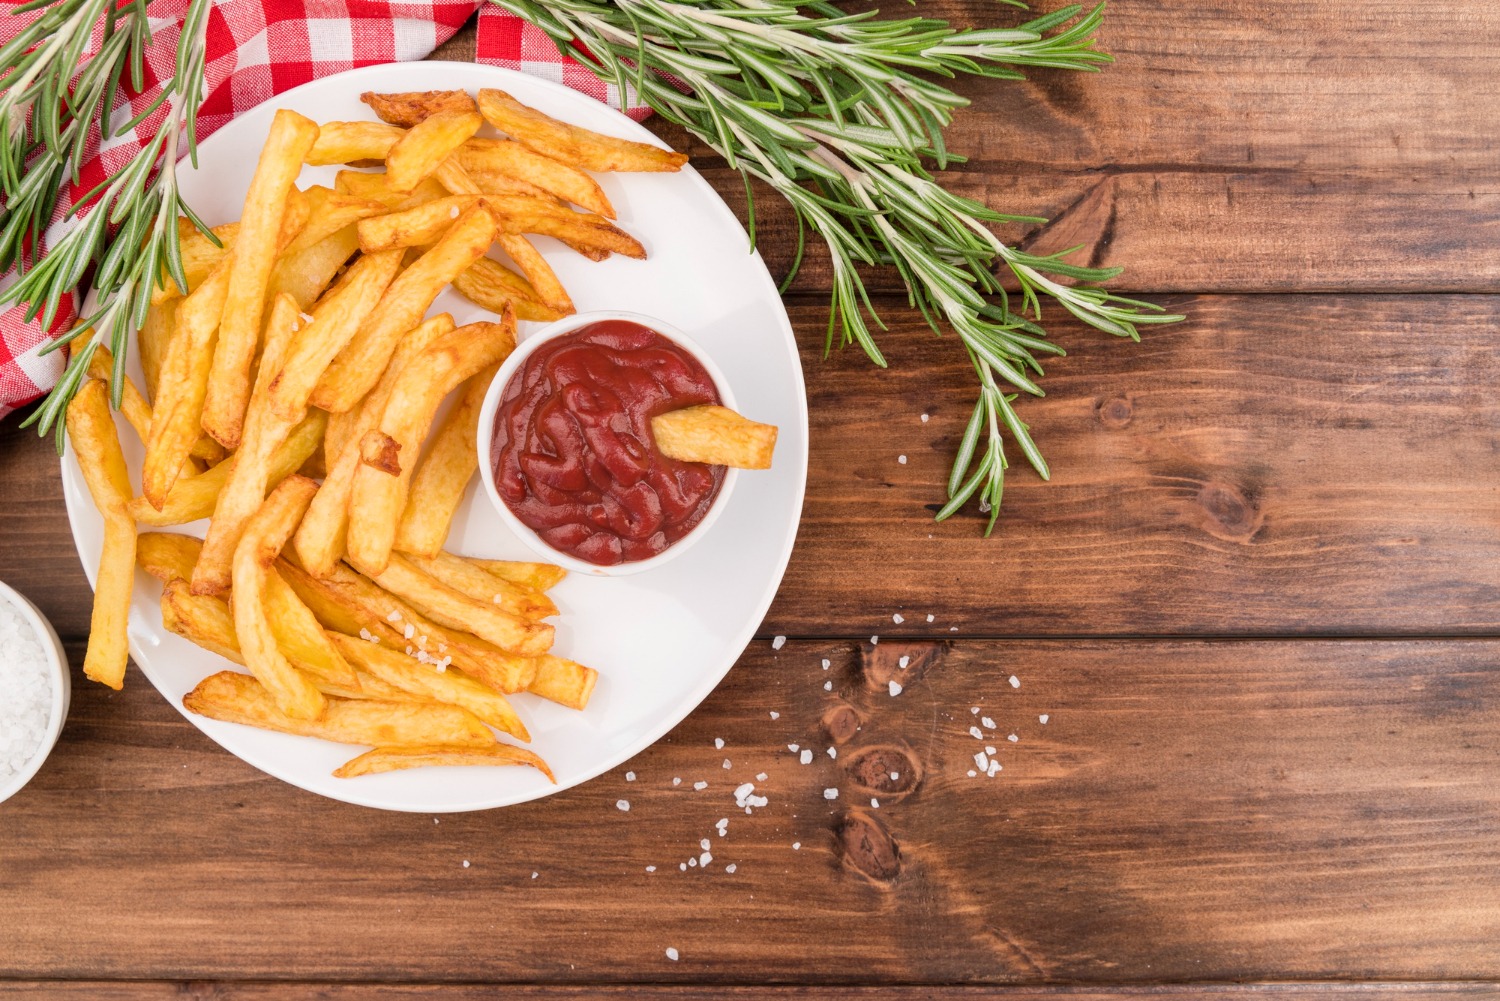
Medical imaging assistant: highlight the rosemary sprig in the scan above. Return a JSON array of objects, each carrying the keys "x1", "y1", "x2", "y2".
[
  {"x1": 2, "y1": 0, "x2": 214, "y2": 448},
  {"x1": 488, "y1": 0, "x2": 1184, "y2": 531}
]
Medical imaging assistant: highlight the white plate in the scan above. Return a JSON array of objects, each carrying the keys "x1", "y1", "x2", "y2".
[{"x1": 60, "y1": 62, "x2": 807, "y2": 812}]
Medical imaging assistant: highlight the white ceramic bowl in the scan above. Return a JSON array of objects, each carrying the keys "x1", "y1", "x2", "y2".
[
  {"x1": 477, "y1": 309, "x2": 741, "y2": 577},
  {"x1": 0, "y1": 579, "x2": 70, "y2": 805}
]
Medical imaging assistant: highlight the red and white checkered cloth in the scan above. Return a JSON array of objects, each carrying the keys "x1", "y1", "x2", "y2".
[{"x1": 0, "y1": 0, "x2": 649, "y2": 419}]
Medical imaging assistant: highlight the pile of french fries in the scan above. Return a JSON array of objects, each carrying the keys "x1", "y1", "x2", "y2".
[{"x1": 67, "y1": 87, "x2": 689, "y2": 782}]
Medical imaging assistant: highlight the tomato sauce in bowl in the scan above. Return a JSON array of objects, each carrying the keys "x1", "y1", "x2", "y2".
[{"x1": 489, "y1": 318, "x2": 728, "y2": 567}]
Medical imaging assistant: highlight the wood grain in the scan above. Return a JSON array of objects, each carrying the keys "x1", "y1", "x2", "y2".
[
  {"x1": 9, "y1": 294, "x2": 1500, "y2": 640},
  {"x1": 3, "y1": 985, "x2": 1497, "y2": 1000},
  {"x1": 3, "y1": 638, "x2": 1498, "y2": 982}
]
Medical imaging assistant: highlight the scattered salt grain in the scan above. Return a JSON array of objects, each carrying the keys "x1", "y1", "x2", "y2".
[
  {"x1": 1008, "y1": 734, "x2": 1019, "y2": 743},
  {"x1": 673, "y1": 777, "x2": 682, "y2": 786},
  {"x1": 827, "y1": 747, "x2": 836, "y2": 759},
  {"x1": 921, "y1": 413, "x2": 929, "y2": 423},
  {"x1": 823, "y1": 681, "x2": 833, "y2": 691},
  {"x1": 725, "y1": 863, "x2": 737, "y2": 873},
  {"x1": 974, "y1": 751, "x2": 988, "y2": 770},
  {"x1": 890, "y1": 771, "x2": 900, "y2": 781},
  {"x1": 298, "y1": 312, "x2": 314, "y2": 324},
  {"x1": 387, "y1": 610, "x2": 401, "y2": 622},
  {"x1": 666, "y1": 948, "x2": 679, "y2": 961},
  {"x1": 532, "y1": 872, "x2": 539, "y2": 879},
  {"x1": 967, "y1": 770, "x2": 977, "y2": 777},
  {"x1": 897, "y1": 455, "x2": 907, "y2": 465},
  {"x1": 985, "y1": 745, "x2": 996, "y2": 755},
  {"x1": 968, "y1": 726, "x2": 983, "y2": 740},
  {"x1": 799, "y1": 749, "x2": 812, "y2": 765},
  {"x1": 898, "y1": 656, "x2": 909, "y2": 669},
  {"x1": 449, "y1": 205, "x2": 460, "y2": 219},
  {"x1": 888, "y1": 681, "x2": 902, "y2": 696},
  {"x1": 462, "y1": 860, "x2": 470, "y2": 868},
  {"x1": 892, "y1": 613, "x2": 904, "y2": 624},
  {"x1": 688, "y1": 857, "x2": 697, "y2": 867},
  {"x1": 769, "y1": 711, "x2": 779, "y2": 720},
  {"x1": 756, "y1": 772, "x2": 768, "y2": 781},
  {"x1": 617, "y1": 800, "x2": 630, "y2": 812},
  {"x1": 679, "y1": 863, "x2": 687, "y2": 871},
  {"x1": 646, "y1": 865, "x2": 656, "y2": 872},
  {"x1": 870, "y1": 635, "x2": 879, "y2": 645},
  {"x1": 988, "y1": 761, "x2": 1001, "y2": 777},
  {"x1": 699, "y1": 852, "x2": 712, "y2": 866},
  {"x1": 926, "y1": 614, "x2": 934, "y2": 623},
  {"x1": 700, "y1": 838, "x2": 711, "y2": 851},
  {"x1": 722, "y1": 758, "x2": 732, "y2": 770},
  {"x1": 1009, "y1": 675, "x2": 1020, "y2": 688},
  {"x1": 625, "y1": 771, "x2": 636, "y2": 781},
  {"x1": 0, "y1": 595, "x2": 53, "y2": 781},
  {"x1": 823, "y1": 788, "x2": 838, "y2": 800},
  {"x1": 788, "y1": 743, "x2": 799, "y2": 752},
  {"x1": 358, "y1": 628, "x2": 375, "y2": 642},
  {"x1": 792, "y1": 842, "x2": 801, "y2": 850},
  {"x1": 714, "y1": 738, "x2": 724, "y2": 749},
  {"x1": 694, "y1": 781, "x2": 708, "y2": 791},
  {"x1": 981, "y1": 716, "x2": 995, "y2": 729},
  {"x1": 971, "y1": 706, "x2": 980, "y2": 715},
  {"x1": 1040, "y1": 714, "x2": 1050, "y2": 724},
  {"x1": 716, "y1": 818, "x2": 729, "y2": 833},
  {"x1": 771, "y1": 635, "x2": 786, "y2": 650},
  {"x1": 821, "y1": 658, "x2": 830, "y2": 669},
  {"x1": 433, "y1": 818, "x2": 439, "y2": 825},
  {"x1": 870, "y1": 799, "x2": 879, "y2": 809}
]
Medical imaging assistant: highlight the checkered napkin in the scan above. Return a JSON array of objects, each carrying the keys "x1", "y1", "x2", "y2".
[{"x1": 0, "y1": 0, "x2": 650, "y2": 420}]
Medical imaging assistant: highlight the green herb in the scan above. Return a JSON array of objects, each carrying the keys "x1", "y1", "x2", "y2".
[
  {"x1": 487, "y1": 0, "x2": 1184, "y2": 531},
  {"x1": 2, "y1": 0, "x2": 214, "y2": 448}
]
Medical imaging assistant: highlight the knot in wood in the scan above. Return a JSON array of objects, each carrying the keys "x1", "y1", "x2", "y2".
[
  {"x1": 836, "y1": 810, "x2": 901, "y2": 883},
  {"x1": 842, "y1": 743, "x2": 920, "y2": 798},
  {"x1": 857, "y1": 643, "x2": 942, "y2": 691},
  {"x1": 1196, "y1": 480, "x2": 1263, "y2": 542},
  {"x1": 1094, "y1": 393, "x2": 1134, "y2": 429},
  {"x1": 821, "y1": 704, "x2": 863, "y2": 745}
]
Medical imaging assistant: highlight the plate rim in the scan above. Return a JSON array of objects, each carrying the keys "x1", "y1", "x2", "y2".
[{"x1": 59, "y1": 60, "x2": 808, "y2": 812}]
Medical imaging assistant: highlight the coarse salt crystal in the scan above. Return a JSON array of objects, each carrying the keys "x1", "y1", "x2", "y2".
[
  {"x1": 892, "y1": 613, "x2": 904, "y2": 624},
  {"x1": 0, "y1": 593, "x2": 54, "y2": 783},
  {"x1": 890, "y1": 771, "x2": 900, "y2": 781},
  {"x1": 921, "y1": 414, "x2": 929, "y2": 423},
  {"x1": 725, "y1": 863, "x2": 737, "y2": 873},
  {"x1": 625, "y1": 771, "x2": 636, "y2": 781},
  {"x1": 693, "y1": 781, "x2": 708, "y2": 791},
  {"x1": 688, "y1": 857, "x2": 697, "y2": 867},
  {"x1": 699, "y1": 852, "x2": 712, "y2": 866},
  {"x1": 1040, "y1": 714, "x2": 1050, "y2": 724},
  {"x1": 734, "y1": 782, "x2": 755, "y2": 801},
  {"x1": 387, "y1": 610, "x2": 401, "y2": 622},
  {"x1": 971, "y1": 706, "x2": 980, "y2": 715},
  {"x1": 771, "y1": 635, "x2": 786, "y2": 650},
  {"x1": 975, "y1": 751, "x2": 988, "y2": 770},
  {"x1": 673, "y1": 777, "x2": 682, "y2": 786},
  {"x1": 616, "y1": 800, "x2": 630, "y2": 812},
  {"x1": 462, "y1": 860, "x2": 469, "y2": 868},
  {"x1": 967, "y1": 770, "x2": 977, "y2": 777},
  {"x1": 988, "y1": 761, "x2": 1002, "y2": 777},
  {"x1": 666, "y1": 948, "x2": 679, "y2": 961},
  {"x1": 769, "y1": 711, "x2": 779, "y2": 720},
  {"x1": 888, "y1": 681, "x2": 902, "y2": 696},
  {"x1": 982, "y1": 716, "x2": 995, "y2": 729},
  {"x1": 799, "y1": 749, "x2": 812, "y2": 765},
  {"x1": 823, "y1": 681, "x2": 832, "y2": 691},
  {"x1": 898, "y1": 656, "x2": 909, "y2": 669},
  {"x1": 1009, "y1": 675, "x2": 1020, "y2": 688},
  {"x1": 646, "y1": 865, "x2": 656, "y2": 872},
  {"x1": 870, "y1": 635, "x2": 879, "y2": 645},
  {"x1": 871, "y1": 799, "x2": 879, "y2": 808},
  {"x1": 449, "y1": 205, "x2": 460, "y2": 219},
  {"x1": 716, "y1": 818, "x2": 729, "y2": 831},
  {"x1": 792, "y1": 842, "x2": 801, "y2": 850},
  {"x1": 1008, "y1": 734, "x2": 1019, "y2": 743},
  {"x1": 968, "y1": 726, "x2": 983, "y2": 740},
  {"x1": 926, "y1": 614, "x2": 934, "y2": 623},
  {"x1": 788, "y1": 743, "x2": 799, "y2": 753},
  {"x1": 358, "y1": 628, "x2": 374, "y2": 642},
  {"x1": 985, "y1": 745, "x2": 996, "y2": 755},
  {"x1": 823, "y1": 788, "x2": 838, "y2": 800},
  {"x1": 821, "y1": 659, "x2": 830, "y2": 669},
  {"x1": 700, "y1": 838, "x2": 711, "y2": 851},
  {"x1": 756, "y1": 772, "x2": 768, "y2": 781},
  {"x1": 714, "y1": 738, "x2": 724, "y2": 749},
  {"x1": 680, "y1": 863, "x2": 687, "y2": 871},
  {"x1": 827, "y1": 747, "x2": 836, "y2": 759},
  {"x1": 298, "y1": 312, "x2": 314, "y2": 324},
  {"x1": 722, "y1": 758, "x2": 732, "y2": 770},
  {"x1": 532, "y1": 872, "x2": 539, "y2": 879},
  {"x1": 897, "y1": 455, "x2": 907, "y2": 465}
]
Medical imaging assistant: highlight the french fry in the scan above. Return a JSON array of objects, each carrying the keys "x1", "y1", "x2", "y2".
[
  {"x1": 526, "y1": 655, "x2": 598, "y2": 711},
  {"x1": 231, "y1": 475, "x2": 325, "y2": 719},
  {"x1": 399, "y1": 550, "x2": 557, "y2": 621},
  {"x1": 262, "y1": 570, "x2": 360, "y2": 689},
  {"x1": 267, "y1": 249, "x2": 404, "y2": 421},
  {"x1": 362, "y1": 552, "x2": 553, "y2": 657},
  {"x1": 203, "y1": 109, "x2": 320, "y2": 449},
  {"x1": 130, "y1": 410, "x2": 326, "y2": 527},
  {"x1": 477, "y1": 88, "x2": 688, "y2": 173},
  {"x1": 384, "y1": 109, "x2": 484, "y2": 193},
  {"x1": 183, "y1": 670, "x2": 496, "y2": 748},
  {"x1": 456, "y1": 137, "x2": 614, "y2": 218},
  {"x1": 359, "y1": 192, "x2": 643, "y2": 261},
  {"x1": 392, "y1": 365, "x2": 495, "y2": 557},
  {"x1": 85, "y1": 344, "x2": 152, "y2": 442},
  {"x1": 138, "y1": 299, "x2": 175, "y2": 401},
  {"x1": 266, "y1": 224, "x2": 361, "y2": 312},
  {"x1": 311, "y1": 203, "x2": 498, "y2": 413},
  {"x1": 192, "y1": 293, "x2": 305, "y2": 595},
  {"x1": 452, "y1": 255, "x2": 567, "y2": 323},
  {"x1": 330, "y1": 633, "x2": 529, "y2": 741},
  {"x1": 66, "y1": 378, "x2": 136, "y2": 690},
  {"x1": 160, "y1": 577, "x2": 361, "y2": 693},
  {"x1": 136, "y1": 532, "x2": 203, "y2": 582},
  {"x1": 335, "y1": 170, "x2": 448, "y2": 211},
  {"x1": 356, "y1": 196, "x2": 479, "y2": 252},
  {"x1": 346, "y1": 315, "x2": 518, "y2": 576},
  {"x1": 361, "y1": 90, "x2": 478, "y2": 127},
  {"x1": 142, "y1": 255, "x2": 230, "y2": 507},
  {"x1": 333, "y1": 743, "x2": 553, "y2": 782},
  {"x1": 278, "y1": 557, "x2": 540, "y2": 694},
  {"x1": 152, "y1": 219, "x2": 236, "y2": 306},
  {"x1": 306, "y1": 121, "x2": 404, "y2": 165},
  {"x1": 280, "y1": 187, "x2": 390, "y2": 258},
  {"x1": 652, "y1": 405, "x2": 778, "y2": 469},
  {"x1": 293, "y1": 314, "x2": 454, "y2": 577},
  {"x1": 463, "y1": 168, "x2": 566, "y2": 206},
  {"x1": 464, "y1": 558, "x2": 568, "y2": 592}
]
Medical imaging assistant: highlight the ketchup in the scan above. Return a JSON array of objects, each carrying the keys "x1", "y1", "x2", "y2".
[{"x1": 490, "y1": 320, "x2": 725, "y2": 566}]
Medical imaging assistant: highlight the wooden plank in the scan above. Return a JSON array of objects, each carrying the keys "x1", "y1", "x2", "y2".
[
  {"x1": 2, "y1": 984, "x2": 1496, "y2": 1000},
  {"x1": 3, "y1": 639, "x2": 1498, "y2": 982},
  {"x1": 10, "y1": 294, "x2": 1500, "y2": 639}
]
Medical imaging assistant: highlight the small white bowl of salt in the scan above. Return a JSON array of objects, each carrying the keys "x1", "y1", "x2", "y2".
[{"x1": 0, "y1": 579, "x2": 69, "y2": 805}]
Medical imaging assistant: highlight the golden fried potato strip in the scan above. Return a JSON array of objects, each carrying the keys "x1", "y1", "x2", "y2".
[
  {"x1": 333, "y1": 743, "x2": 553, "y2": 782},
  {"x1": 477, "y1": 88, "x2": 688, "y2": 172}
]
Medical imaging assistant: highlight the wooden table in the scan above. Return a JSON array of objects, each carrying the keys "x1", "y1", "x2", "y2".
[{"x1": 3, "y1": 3, "x2": 1498, "y2": 997}]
